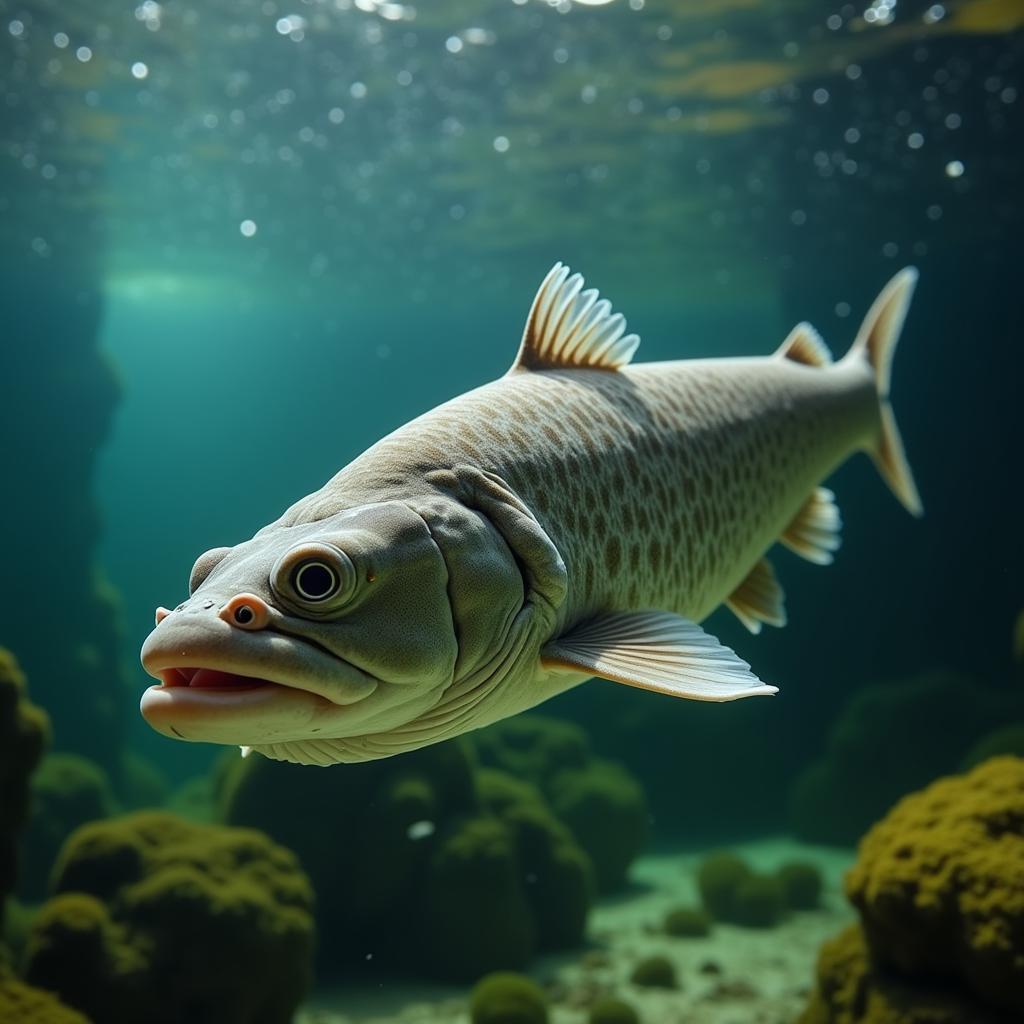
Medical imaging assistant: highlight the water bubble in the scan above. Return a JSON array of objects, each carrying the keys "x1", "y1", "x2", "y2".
[
  {"x1": 8, "y1": 20, "x2": 24, "y2": 37},
  {"x1": 131, "y1": 61, "x2": 149, "y2": 79},
  {"x1": 813, "y1": 88, "x2": 830, "y2": 105},
  {"x1": 239, "y1": 219, "x2": 257, "y2": 237},
  {"x1": 407, "y1": 820, "x2": 435, "y2": 840},
  {"x1": 445, "y1": 35, "x2": 462, "y2": 53},
  {"x1": 944, "y1": 159, "x2": 964, "y2": 177},
  {"x1": 826, "y1": 14, "x2": 843, "y2": 29},
  {"x1": 926, "y1": 204, "x2": 942, "y2": 220},
  {"x1": 835, "y1": 301, "x2": 851, "y2": 318},
  {"x1": 844, "y1": 126, "x2": 861, "y2": 144},
  {"x1": 907, "y1": 132, "x2": 924, "y2": 149},
  {"x1": 53, "y1": 32, "x2": 69, "y2": 48},
  {"x1": 493, "y1": 135, "x2": 510, "y2": 153},
  {"x1": 76, "y1": 46, "x2": 92, "y2": 62},
  {"x1": 923, "y1": 4, "x2": 945, "y2": 23},
  {"x1": 790, "y1": 209, "x2": 808, "y2": 226},
  {"x1": 882, "y1": 241, "x2": 899, "y2": 258},
  {"x1": 350, "y1": 81, "x2": 367, "y2": 99},
  {"x1": 328, "y1": 107, "x2": 345, "y2": 124}
]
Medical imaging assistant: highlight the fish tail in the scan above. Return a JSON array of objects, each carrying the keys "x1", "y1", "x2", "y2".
[{"x1": 845, "y1": 267, "x2": 923, "y2": 517}]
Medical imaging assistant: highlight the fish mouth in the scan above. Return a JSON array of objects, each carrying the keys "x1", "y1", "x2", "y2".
[{"x1": 158, "y1": 666, "x2": 279, "y2": 692}]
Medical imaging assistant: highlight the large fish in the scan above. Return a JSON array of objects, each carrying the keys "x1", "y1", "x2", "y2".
[{"x1": 141, "y1": 264, "x2": 921, "y2": 765}]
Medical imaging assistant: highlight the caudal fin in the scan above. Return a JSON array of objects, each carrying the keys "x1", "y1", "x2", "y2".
[{"x1": 847, "y1": 267, "x2": 923, "y2": 517}]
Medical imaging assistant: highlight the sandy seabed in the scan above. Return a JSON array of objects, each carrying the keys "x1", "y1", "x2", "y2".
[{"x1": 300, "y1": 838, "x2": 855, "y2": 1024}]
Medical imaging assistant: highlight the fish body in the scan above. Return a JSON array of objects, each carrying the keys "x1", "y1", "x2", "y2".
[{"x1": 140, "y1": 264, "x2": 921, "y2": 764}]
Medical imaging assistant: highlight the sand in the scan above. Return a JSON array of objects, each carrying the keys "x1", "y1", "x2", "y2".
[{"x1": 299, "y1": 837, "x2": 855, "y2": 1024}]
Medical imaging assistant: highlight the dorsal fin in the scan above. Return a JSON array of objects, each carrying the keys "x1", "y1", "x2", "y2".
[
  {"x1": 512, "y1": 262, "x2": 640, "y2": 372},
  {"x1": 781, "y1": 487, "x2": 842, "y2": 565},
  {"x1": 725, "y1": 557, "x2": 787, "y2": 635},
  {"x1": 777, "y1": 322, "x2": 832, "y2": 367}
]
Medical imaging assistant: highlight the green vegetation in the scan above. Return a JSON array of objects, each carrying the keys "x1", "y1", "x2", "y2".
[
  {"x1": 663, "y1": 905, "x2": 712, "y2": 937},
  {"x1": 469, "y1": 972, "x2": 548, "y2": 1024},
  {"x1": 589, "y1": 996, "x2": 641, "y2": 1023},
  {"x1": 696, "y1": 850, "x2": 752, "y2": 919},
  {"x1": 777, "y1": 861, "x2": 823, "y2": 910},
  {"x1": 629, "y1": 954, "x2": 678, "y2": 989}
]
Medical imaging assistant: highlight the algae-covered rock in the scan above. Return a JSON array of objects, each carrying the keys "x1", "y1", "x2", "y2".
[
  {"x1": 23, "y1": 811, "x2": 314, "y2": 1024},
  {"x1": 470, "y1": 971, "x2": 548, "y2": 1024},
  {"x1": 731, "y1": 873, "x2": 785, "y2": 928},
  {"x1": 663, "y1": 905, "x2": 711, "y2": 937},
  {"x1": 224, "y1": 739, "x2": 592, "y2": 980},
  {"x1": 629, "y1": 955, "x2": 677, "y2": 989},
  {"x1": 0, "y1": 962, "x2": 91, "y2": 1024},
  {"x1": 789, "y1": 672, "x2": 1024, "y2": 845},
  {"x1": 960, "y1": 724, "x2": 1024, "y2": 769},
  {"x1": 0, "y1": 648, "x2": 50, "y2": 923},
  {"x1": 777, "y1": 860, "x2": 824, "y2": 910},
  {"x1": 589, "y1": 997, "x2": 641, "y2": 1024},
  {"x1": 845, "y1": 756, "x2": 1024, "y2": 1016},
  {"x1": 19, "y1": 754, "x2": 118, "y2": 900},
  {"x1": 474, "y1": 716, "x2": 648, "y2": 893},
  {"x1": 798, "y1": 923, "x2": 1006, "y2": 1024},
  {"x1": 696, "y1": 850, "x2": 752, "y2": 920}
]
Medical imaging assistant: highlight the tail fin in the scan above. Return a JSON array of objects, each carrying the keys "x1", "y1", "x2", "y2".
[{"x1": 846, "y1": 267, "x2": 923, "y2": 517}]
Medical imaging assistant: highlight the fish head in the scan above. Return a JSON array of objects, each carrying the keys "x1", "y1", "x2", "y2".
[{"x1": 140, "y1": 500, "x2": 458, "y2": 750}]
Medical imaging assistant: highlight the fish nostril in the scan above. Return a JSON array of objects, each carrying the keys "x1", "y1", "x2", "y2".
[
  {"x1": 219, "y1": 593, "x2": 270, "y2": 631},
  {"x1": 234, "y1": 605, "x2": 255, "y2": 625}
]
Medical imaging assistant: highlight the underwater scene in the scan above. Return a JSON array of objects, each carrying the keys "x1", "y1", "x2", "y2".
[{"x1": 2, "y1": 0, "x2": 1023, "y2": 1021}]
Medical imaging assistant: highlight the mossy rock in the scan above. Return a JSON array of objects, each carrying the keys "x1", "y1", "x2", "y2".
[
  {"x1": 23, "y1": 811, "x2": 314, "y2": 1024},
  {"x1": 696, "y1": 851, "x2": 752, "y2": 920},
  {"x1": 470, "y1": 971, "x2": 548, "y2": 1023},
  {"x1": 0, "y1": 963, "x2": 91, "y2": 1024},
  {"x1": 19, "y1": 754, "x2": 118, "y2": 900},
  {"x1": 474, "y1": 716, "x2": 590, "y2": 790},
  {"x1": 629, "y1": 954, "x2": 677, "y2": 989},
  {"x1": 960, "y1": 725, "x2": 1024, "y2": 769},
  {"x1": 846, "y1": 756, "x2": 1024, "y2": 1016},
  {"x1": 663, "y1": 905, "x2": 711, "y2": 937},
  {"x1": 777, "y1": 860, "x2": 823, "y2": 910},
  {"x1": 589, "y1": 997, "x2": 640, "y2": 1024},
  {"x1": 798, "y1": 924, "x2": 1008, "y2": 1024},
  {"x1": 731, "y1": 873, "x2": 785, "y2": 928}
]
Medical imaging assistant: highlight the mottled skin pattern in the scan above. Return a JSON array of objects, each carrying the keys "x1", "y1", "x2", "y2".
[{"x1": 285, "y1": 357, "x2": 876, "y2": 635}]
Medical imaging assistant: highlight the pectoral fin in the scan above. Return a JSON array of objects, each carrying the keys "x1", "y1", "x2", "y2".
[
  {"x1": 541, "y1": 610, "x2": 777, "y2": 702},
  {"x1": 725, "y1": 557, "x2": 787, "y2": 635}
]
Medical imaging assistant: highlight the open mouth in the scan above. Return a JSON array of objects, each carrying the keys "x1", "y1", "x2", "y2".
[{"x1": 159, "y1": 667, "x2": 278, "y2": 691}]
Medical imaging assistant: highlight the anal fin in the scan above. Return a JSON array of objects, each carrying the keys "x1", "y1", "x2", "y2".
[
  {"x1": 725, "y1": 558, "x2": 786, "y2": 635},
  {"x1": 541, "y1": 610, "x2": 777, "y2": 702},
  {"x1": 781, "y1": 487, "x2": 842, "y2": 565}
]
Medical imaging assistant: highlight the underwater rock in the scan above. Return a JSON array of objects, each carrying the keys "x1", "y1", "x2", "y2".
[
  {"x1": 474, "y1": 716, "x2": 648, "y2": 893},
  {"x1": 798, "y1": 923, "x2": 1006, "y2": 1024},
  {"x1": 19, "y1": 754, "x2": 118, "y2": 901},
  {"x1": 0, "y1": 962, "x2": 91, "y2": 1024},
  {"x1": 629, "y1": 955, "x2": 678, "y2": 989},
  {"x1": 588, "y1": 997, "x2": 641, "y2": 1024},
  {"x1": 696, "y1": 850, "x2": 752, "y2": 920},
  {"x1": 845, "y1": 756, "x2": 1024, "y2": 1016},
  {"x1": 0, "y1": 648, "x2": 50, "y2": 925},
  {"x1": 960, "y1": 723, "x2": 1024, "y2": 769},
  {"x1": 23, "y1": 811, "x2": 314, "y2": 1024},
  {"x1": 223, "y1": 739, "x2": 592, "y2": 980},
  {"x1": 730, "y1": 873, "x2": 786, "y2": 928},
  {"x1": 789, "y1": 671, "x2": 1024, "y2": 845},
  {"x1": 662, "y1": 905, "x2": 712, "y2": 937},
  {"x1": 469, "y1": 971, "x2": 549, "y2": 1024},
  {"x1": 777, "y1": 860, "x2": 824, "y2": 910}
]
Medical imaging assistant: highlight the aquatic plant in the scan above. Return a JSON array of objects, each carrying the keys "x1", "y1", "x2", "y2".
[
  {"x1": 19, "y1": 753, "x2": 117, "y2": 900},
  {"x1": 663, "y1": 905, "x2": 712, "y2": 937},
  {"x1": 469, "y1": 971, "x2": 548, "y2": 1024},
  {"x1": 776, "y1": 860, "x2": 824, "y2": 910},
  {"x1": 789, "y1": 671, "x2": 1024, "y2": 845},
  {"x1": 589, "y1": 997, "x2": 641, "y2": 1023},
  {"x1": 23, "y1": 811, "x2": 314, "y2": 1024},
  {"x1": 0, "y1": 648, "x2": 49, "y2": 926},
  {"x1": 223, "y1": 738, "x2": 592, "y2": 980},
  {"x1": 799, "y1": 757, "x2": 1024, "y2": 1022},
  {"x1": 696, "y1": 850, "x2": 752, "y2": 919},
  {"x1": 475, "y1": 716, "x2": 649, "y2": 893},
  {"x1": 629, "y1": 955, "x2": 678, "y2": 989}
]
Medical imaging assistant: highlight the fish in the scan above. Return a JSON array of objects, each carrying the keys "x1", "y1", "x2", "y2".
[{"x1": 140, "y1": 263, "x2": 921, "y2": 765}]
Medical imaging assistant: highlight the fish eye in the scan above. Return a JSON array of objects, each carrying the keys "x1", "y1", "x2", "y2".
[
  {"x1": 292, "y1": 561, "x2": 338, "y2": 602},
  {"x1": 271, "y1": 542, "x2": 357, "y2": 612}
]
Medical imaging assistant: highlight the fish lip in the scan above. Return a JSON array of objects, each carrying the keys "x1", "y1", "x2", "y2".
[{"x1": 141, "y1": 616, "x2": 378, "y2": 707}]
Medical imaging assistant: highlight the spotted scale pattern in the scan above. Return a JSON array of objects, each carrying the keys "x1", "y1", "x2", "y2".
[{"x1": 288, "y1": 352, "x2": 878, "y2": 635}]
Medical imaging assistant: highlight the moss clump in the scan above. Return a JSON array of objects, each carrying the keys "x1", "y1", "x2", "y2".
[
  {"x1": 845, "y1": 756, "x2": 1024, "y2": 1016},
  {"x1": 589, "y1": 997, "x2": 640, "y2": 1023},
  {"x1": 23, "y1": 811, "x2": 314, "y2": 1024},
  {"x1": 0, "y1": 963, "x2": 90, "y2": 1024},
  {"x1": 696, "y1": 851, "x2": 752, "y2": 920},
  {"x1": 732, "y1": 873, "x2": 786, "y2": 927},
  {"x1": 798, "y1": 924, "x2": 1006, "y2": 1024},
  {"x1": 469, "y1": 971, "x2": 548, "y2": 1024},
  {"x1": 20, "y1": 753, "x2": 118, "y2": 900},
  {"x1": 663, "y1": 905, "x2": 711, "y2": 937},
  {"x1": 629, "y1": 955, "x2": 678, "y2": 989},
  {"x1": 777, "y1": 861, "x2": 823, "y2": 910}
]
